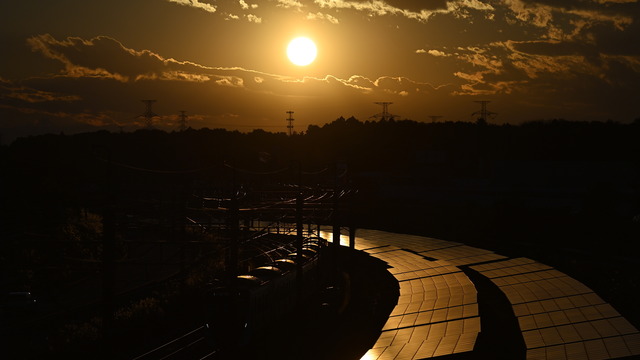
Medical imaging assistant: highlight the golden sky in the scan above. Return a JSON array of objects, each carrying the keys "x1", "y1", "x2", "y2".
[{"x1": 1, "y1": 0, "x2": 639, "y2": 140}]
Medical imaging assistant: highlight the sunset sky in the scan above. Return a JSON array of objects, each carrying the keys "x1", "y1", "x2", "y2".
[{"x1": 1, "y1": 0, "x2": 639, "y2": 141}]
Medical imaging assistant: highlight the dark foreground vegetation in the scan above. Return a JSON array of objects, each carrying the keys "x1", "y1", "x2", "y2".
[{"x1": 1, "y1": 117, "x2": 639, "y2": 358}]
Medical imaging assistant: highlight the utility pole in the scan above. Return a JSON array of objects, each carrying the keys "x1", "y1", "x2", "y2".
[
  {"x1": 140, "y1": 100, "x2": 158, "y2": 128},
  {"x1": 428, "y1": 115, "x2": 443, "y2": 123},
  {"x1": 286, "y1": 111, "x2": 295, "y2": 136}
]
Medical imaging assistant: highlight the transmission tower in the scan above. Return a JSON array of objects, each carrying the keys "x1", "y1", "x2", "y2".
[
  {"x1": 472, "y1": 101, "x2": 496, "y2": 124},
  {"x1": 178, "y1": 110, "x2": 188, "y2": 131},
  {"x1": 428, "y1": 115, "x2": 443, "y2": 123},
  {"x1": 370, "y1": 102, "x2": 400, "y2": 121},
  {"x1": 286, "y1": 110, "x2": 294, "y2": 136},
  {"x1": 139, "y1": 100, "x2": 158, "y2": 128}
]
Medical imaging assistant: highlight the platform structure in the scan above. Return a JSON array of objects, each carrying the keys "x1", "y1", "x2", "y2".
[
  {"x1": 322, "y1": 229, "x2": 640, "y2": 360},
  {"x1": 470, "y1": 258, "x2": 640, "y2": 359}
]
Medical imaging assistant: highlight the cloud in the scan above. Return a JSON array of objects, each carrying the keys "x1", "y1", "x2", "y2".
[
  {"x1": 215, "y1": 76, "x2": 245, "y2": 87},
  {"x1": 1, "y1": 78, "x2": 81, "y2": 103},
  {"x1": 26, "y1": 35, "x2": 128, "y2": 82},
  {"x1": 22, "y1": 33, "x2": 455, "y2": 105},
  {"x1": 277, "y1": 0, "x2": 304, "y2": 9},
  {"x1": 27, "y1": 34, "x2": 214, "y2": 83},
  {"x1": 566, "y1": 8, "x2": 633, "y2": 32},
  {"x1": 10, "y1": 24, "x2": 638, "y2": 141},
  {"x1": 448, "y1": 45, "x2": 522, "y2": 95},
  {"x1": 373, "y1": 76, "x2": 438, "y2": 95},
  {"x1": 454, "y1": 71, "x2": 483, "y2": 82},
  {"x1": 501, "y1": 0, "x2": 635, "y2": 38},
  {"x1": 216, "y1": 0, "x2": 263, "y2": 23},
  {"x1": 270, "y1": 73, "x2": 442, "y2": 98},
  {"x1": 501, "y1": 0, "x2": 554, "y2": 27},
  {"x1": 307, "y1": 11, "x2": 340, "y2": 23},
  {"x1": 311, "y1": 0, "x2": 495, "y2": 23},
  {"x1": 503, "y1": 42, "x2": 604, "y2": 82},
  {"x1": 0, "y1": 101, "x2": 118, "y2": 131},
  {"x1": 446, "y1": 29, "x2": 640, "y2": 101},
  {"x1": 246, "y1": 14, "x2": 263, "y2": 23},
  {"x1": 167, "y1": 0, "x2": 217, "y2": 13},
  {"x1": 13, "y1": 34, "x2": 458, "y2": 135},
  {"x1": 314, "y1": 0, "x2": 407, "y2": 17},
  {"x1": 428, "y1": 49, "x2": 449, "y2": 57},
  {"x1": 457, "y1": 46, "x2": 504, "y2": 73},
  {"x1": 384, "y1": 0, "x2": 448, "y2": 12},
  {"x1": 135, "y1": 71, "x2": 211, "y2": 82}
]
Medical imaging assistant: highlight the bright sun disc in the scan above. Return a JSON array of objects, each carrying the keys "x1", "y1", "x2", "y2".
[{"x1": 287, "y1": 37, "x2": 317, "y2": 66}]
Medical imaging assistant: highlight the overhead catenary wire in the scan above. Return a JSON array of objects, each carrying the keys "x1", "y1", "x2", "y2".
[{"x1": 97, "y1": 154, "x2": 354, "y2": 310}]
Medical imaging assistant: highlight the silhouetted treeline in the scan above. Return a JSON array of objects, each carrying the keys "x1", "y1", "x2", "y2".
[
  {"x1": 2, "y1": 117, "x2": 639, "y2": 226},
  {"x1": 2, "y1": 117, "x2": 640, "y2": 226},
  {"x1": 3, "y1": 118, "x2": 639, "y2": 176}
]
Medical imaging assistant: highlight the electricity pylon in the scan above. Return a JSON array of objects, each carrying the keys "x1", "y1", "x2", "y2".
[
  {"x1": 472, "y1": 101, "x2": 496, "y2": 124},
  {"x1": 370, "y1": 102, "x2": 400, "y2": 121},
  {"x1": 139, "y1": 100, "x2": 158, "y2": 128},
  {"x1": 178, "y1": 110, "x2": 188, "y2": 131},
  {"x1": 286, "y1": 110, "x2": 294, "y2": 136}
]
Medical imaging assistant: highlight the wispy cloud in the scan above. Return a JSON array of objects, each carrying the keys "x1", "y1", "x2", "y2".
[
  {"x1": 167, "y1": 0, "x2": 217, "y2": 13},
  {"x1": 246, "y1": 14, "x2": 262, "y2": 23},
  {"x1": 501, "y1": 0, "x2": 635, "y2": 37},
  {"x1": 215, "y1": 76, "x2": 245, "y2": 87},
  {"x1": 27, "y1": 34, "x2": 214, "y2": 83},
  {"x1": 428, "y1": 49, "x2": 449, "y2": 57},
  {"x1": 20, "y1": 34, "x2": 450, "y2": 118},
  {"x1": 134, "y1": 71, "x2": 211, "y2": 82},
  {"x1": 277, "y1": 0, "x2": 304, "y2": 9},
  {"x1": 313, "y1": 0, "x2": 494, "y2": 22},
  {"x1": 307, "y1": 11, "x2": 340, "y2": 24},
  {"x1": 1, "y1": 79, "x2": 81, "y2": 103},
  {"x1": 15, "y1": 29, "x2": 639, "y2": 134},
  {"x1": 0, "y1": 102, "x2": 116, "y2": 127},
  {"x1": 449, "y1": 32, "x2": 640, "y2": 97},
  {"x1": 566, "y1": 8, "x2": 633, "y2": 31},
  {"x1": 501, "y1": 40, "x2": 600, "y2": 79}
]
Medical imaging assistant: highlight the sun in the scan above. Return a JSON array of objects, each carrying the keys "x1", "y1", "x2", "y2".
[{"x1": 287, "y1": 37, "x2": 317, "y2": 66}]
